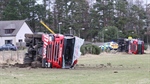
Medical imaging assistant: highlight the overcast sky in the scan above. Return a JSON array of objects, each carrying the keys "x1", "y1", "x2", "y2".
[
  {"x1": 36, "y1": 0, "x2": 150, "y2": 5},
  {"x1": 142, "y1": 0, "x2": 150, "y2": 4},
  {"x1": 36, "y1": 0, "x2": 42, "y2": 4}
]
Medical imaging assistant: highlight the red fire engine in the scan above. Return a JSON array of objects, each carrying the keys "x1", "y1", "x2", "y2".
[
  {"x1": 128, "y1": 39, "x2": 144, "y2": 54},
  {"x1": 24, "y1": 33, "x2": 84, "y2": 68}
]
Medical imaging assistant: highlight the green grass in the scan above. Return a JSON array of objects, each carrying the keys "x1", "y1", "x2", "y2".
[{"x1": 0, "y1": 53, "x2": 150, "y2": 84}]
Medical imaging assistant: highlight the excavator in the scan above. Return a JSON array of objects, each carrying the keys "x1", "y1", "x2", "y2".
[{"x1": 23, "y1": 21, "x2": 84, "y2": 68}]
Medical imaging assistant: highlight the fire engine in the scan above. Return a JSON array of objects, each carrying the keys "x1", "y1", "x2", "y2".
[
  {"x1": 24, "y1": 33, "x2": 84, "y2": 68},
  {"x1": 117, "y1": 38, "x2": 144, "y2": 54},
  {"x1": 128, "y1": 39, "x2": 144, "y2": 54},
  {"x1": 23, "y1": 21, "x2": 84, "y2": 68}
]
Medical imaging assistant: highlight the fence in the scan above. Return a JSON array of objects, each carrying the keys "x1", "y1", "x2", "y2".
[
  {"x1": 0, "y1": 50, "x2": 26, "y2": 65},
  {"x1": 16, "y1": 42, "x2": 26, "y2": 50}
]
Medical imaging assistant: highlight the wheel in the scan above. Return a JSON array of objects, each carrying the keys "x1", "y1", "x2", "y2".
[
  {"x1": 31, "y1": 61, "x2": 42, "y2": 68},
  {"x1": 23, "y1": 53, "x2": 33, "y2": 65}
]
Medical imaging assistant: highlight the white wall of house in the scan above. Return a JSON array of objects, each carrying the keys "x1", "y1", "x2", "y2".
[
  {"x1": 0, "y1": 36, "x2": 16, "y2": 46},
  {"x1": 16, "y1": 22, "x2": 33, "y2": 43}
]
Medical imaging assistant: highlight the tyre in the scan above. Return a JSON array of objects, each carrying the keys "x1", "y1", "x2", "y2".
[
  {"x1": 23, "y1": 53, "x2": 33, "y2": 65},
  {"x1": 31, "y1": 61, "x2": 42, "y2": 68}
]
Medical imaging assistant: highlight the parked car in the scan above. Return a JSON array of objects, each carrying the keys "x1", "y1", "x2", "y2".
[
  {"x1": 0, "y1": 44, "x2": 17, "y2": 51},
  {"x1": 99, "y1": 42, "x2": 119, "y2": 51}
]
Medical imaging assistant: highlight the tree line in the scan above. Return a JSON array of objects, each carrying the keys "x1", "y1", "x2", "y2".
[{"x1": 0, "y1": 0, "x2": 150, "y2": 43}]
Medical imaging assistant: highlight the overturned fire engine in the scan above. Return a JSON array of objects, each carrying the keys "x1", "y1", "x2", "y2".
[
  {"x1": 23, "y1": 21, "x2": 84, "y2": 68},
  {"x1": 117, "y1": 38, "x2": 144, "y2": 54},
  {"x1": 24, "y1": 33, "x2": 84, "y2": 68}
]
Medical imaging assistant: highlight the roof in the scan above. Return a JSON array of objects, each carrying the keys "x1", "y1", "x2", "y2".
[{"x1": 0, "y1": 20, "x2": 26, "y2": 37}]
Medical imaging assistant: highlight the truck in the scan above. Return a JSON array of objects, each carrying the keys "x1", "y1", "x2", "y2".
[
  {"x1": 23, "y1": 33, "x2": 84, "y2": 68},
  {"x1": 117, "y1": 38, "x2": 144, "y2": 54}
]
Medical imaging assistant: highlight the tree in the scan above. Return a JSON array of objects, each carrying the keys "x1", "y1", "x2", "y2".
[
  {"x1": 89, "y1": 0, "x2": 116, "y2": 41},
  {"x1": 2, "y1": 0, "x2": 20, "y2": 20},
  {"x1": 114, "y1": 0, "x2": 128, "y2": 31},
  {"x1": 128, "y1": 0, "x2": 146, "y2": 39},
  {"x1": 0, "y1": 0, "x2": 148, "y2": 41},
  {"x1": 34, "y1": 0, "x2": 53, "y2": 33},
  {"x1": 1, "y1": 0, "x2": 53, "y2": 32},
  {"x1": 0, "y1": 0, "x2": 9, "y2": 19},
  {"x1": 102, "y1": 26, "x2": 118, "y2": 42},
  {"x1": 53, "y1": 0, "x2": 90, "y2": 36}
]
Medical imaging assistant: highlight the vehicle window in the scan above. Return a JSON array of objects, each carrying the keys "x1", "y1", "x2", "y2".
[
  {"x1": 5, "y1": 44, "x2": 9, "y2": 46},
  {"x1": 5, "y1": 44, "x2": 13, "y2": 46}
]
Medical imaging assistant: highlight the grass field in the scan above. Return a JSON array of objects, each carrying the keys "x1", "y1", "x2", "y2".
[{"x1": 0, "y1": 53, "x2": 150, "y2": 84}]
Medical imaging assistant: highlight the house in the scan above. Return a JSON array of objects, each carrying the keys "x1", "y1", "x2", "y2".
[{"x1": 0, "y1": 20, "x2": 33, "y2": 46}]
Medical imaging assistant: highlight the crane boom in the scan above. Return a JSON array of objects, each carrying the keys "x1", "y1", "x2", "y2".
[{"x1": 40, "y1": 20, "x2": 55, "y2": 34}]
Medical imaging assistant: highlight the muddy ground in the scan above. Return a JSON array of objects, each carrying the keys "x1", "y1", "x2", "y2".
[{"x1": 0, "y1": 49, "x2": 150, "y2": 70}]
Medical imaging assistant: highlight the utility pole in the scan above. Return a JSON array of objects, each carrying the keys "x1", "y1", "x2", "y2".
[{"x1": 58, "y1": 22, "x2": 62, "y2": 34}]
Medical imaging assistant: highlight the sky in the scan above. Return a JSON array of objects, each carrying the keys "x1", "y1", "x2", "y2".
[
  {"x1": 36, "y1": 0, "x2": 42, "y2": 4},
  {"x1": 142, "y1": 0, "x2": 150, "y2": 4},
  {"x1": 36, "y1": 0, "x2": 150, "y2": 5}
]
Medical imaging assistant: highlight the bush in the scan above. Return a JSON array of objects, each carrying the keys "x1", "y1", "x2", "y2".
[
  {"x1": 144, "y1": 44, "x2": 148, "y2": 50},
  {"x1": 91, "y1": 45, "x2": 100, "y2": 55},
  {"x1": 80, "y1": 45, "x2": 86, "y2": 55},
  {"x1": 80, "y1": 44, "x2": 101, "y2": 55}
]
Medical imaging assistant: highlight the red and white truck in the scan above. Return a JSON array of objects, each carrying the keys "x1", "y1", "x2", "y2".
[{"x1": 24, "y1": 33, "x2": 84, "y2": 68}]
